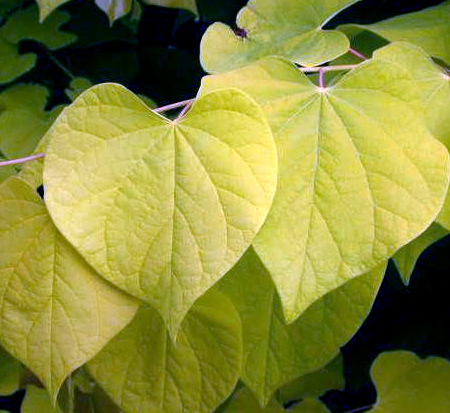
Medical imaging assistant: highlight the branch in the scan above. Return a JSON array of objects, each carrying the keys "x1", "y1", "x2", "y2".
[
  {"x1": 349, "y1": 47, "x2": 368, "y2": 60},
  {"x1": 0, "y1": 153, "x2": 45, "y2": 167},
  {"x1": 299, "y1": 64, "x2": 359, "y2": 73},
  {"x1": 153, "y1": 98, "x2": 195, "y2": 113}
]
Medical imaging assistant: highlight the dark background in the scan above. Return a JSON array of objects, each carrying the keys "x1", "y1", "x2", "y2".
[{"x1": 1, "y1": 0, "x2": 449, "y2": 411}]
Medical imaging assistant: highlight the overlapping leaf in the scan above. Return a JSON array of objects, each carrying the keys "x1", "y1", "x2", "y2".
[
  {"x1": 43, "y1": 84, "x2": 277, "y2": 336},
  {"x1": 200, "y1": 0, "x2": 357, "y2": 73},
  {"x1": 341, "y1": 1, "x2": 450, "y2": 65},
  {"x1": 0, "y1": 36, "x2": 35, "y2": 84},
  {"x1": 220, "y1": 387, "x2": 285, "y2": 413},
  {"x1": 393, "y1": 222, "x2": 448, "y2": 285},
  {"x1": 0, "y1": 345, "x2": 22, "y2": 395},
  {"x1": 0, "y1": 84, "x2": 63, "y2": 158},
  {"x1": 218, "y1": 248, "x2": 384, "y2": 405},
  {"x1": 201, "y1": 56, "x2": 450, "y2": 323},
  {"x1": 371, "y1": 351, "x2": 450, "y2": 412},
  {"x1": 368, "y1": 43, "x2": 450, "y2": 230},
  {"x1": 87, "y1": 290, "x2": 242, "y2": 413},
  {"x1": 36, "y1": 0, "x2": 70, "y2": 21},
  {"x1": 0, "y1": 177, "x2": 139, "y2": 401}
]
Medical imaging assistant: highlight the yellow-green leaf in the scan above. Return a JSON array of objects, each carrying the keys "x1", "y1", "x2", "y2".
[
  {"x1": 0, "y1": 177, "x2": 139, "y2": 402},
  {"x1": 221, "y1": 387, "x2": 285, "y2": 413},
  {"x1": 87, "y1": 290, "x2": 242, "y2": 413},
  {"x1": 35, "y1": 0, "x2": 70, "y2": 21},
  {"x1": 368, "y1": 43, "x2": 450, "y2": 231},
  {"x1": 371, "y1": 351, "x2": 450, "y2": 412},
  {"x1": 0, "y1": 345, "x2": 22, "y2": 395},
  {"x1": 393, "y1": 222, "x2": 448, "y2": 285},
  {"x1": 218, "y1": 248, "x2": 384, "y2": 405},
  {"x1": 201, "y1": 56, "x2": 449, "y2": 323},
  {"x1": 200, "y1": 0, "x2": 356, "y2": 73},
  {"x1": 43, "y1": 84, "x2": 277, "y2": 336},
  {"x1": 341, "y1": 1, "x2": 450, "y2": 65},
  {"x1": 142, "y1": 0, "x2": 198, "y2": 16},
  {"x1": 0, "y1": 36, "x2": 35, "y2": 84}
]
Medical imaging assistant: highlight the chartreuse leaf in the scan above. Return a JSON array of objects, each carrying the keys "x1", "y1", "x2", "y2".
[
  {"x1": 368, "y1": 42, "x2": 450, "y2": 230},
  {"x1": 22, "y1": 385, "x2": 61, "y2": 413},
  {"x1": 393, "y1": 223, "x2": 448, "y2": 285},
  {"x1": 218, "y1": 248, "x2": 384, "y2": 405},
  {"x1": 43, "y1": 84, "x2": 277, "y2": 336},
  {"x1": 142, "y1": 0, "x2": 198, "y2": 16},
  {"x1": 288, "y1": 398, "x2": 330, "y2": 413},
  {"x1": 341, "y1": 1, "x2": 450, "y2": 65},
  {"x1": 87, "y1": 290, "x2": 242, "y2": 413},
  {"x1": 65, "y1": 78, "x2": 94, "y2": 101},
  {"x1": 278, "y1": 355, "x2": 344, "y2": 404},
  {"x1": 1, "y1": 4, "x2": 76, "y2": 50},
  {"x1": 200, "y1": 0, "x2": 356, "y2": 73},
  {"x1": 221, "y1": 387, "x2": 285, "y2": 413},
  {"x1": 0, "y1": 84, "x2": 63, "y2": 158},
  {"x1": 371, "y1": 351, "x2": 450, "y2": 412},
  {"x1": 201, "y1": 56, "x2": 450, "y2": 323},
  {"x1": 0, "y1": 177, "x2": 139, "y2": 402}
]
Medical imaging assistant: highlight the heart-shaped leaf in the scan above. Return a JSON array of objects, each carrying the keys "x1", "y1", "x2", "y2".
[
  {"x1": 87, "y1": 290, "x2": 242, "y2": 413},
  {"x1": 0, "y1": 176, "x2": 139, "y2": 402},
  {"x1": 201, "y1": 56, "x2": 450, "y2": 323},
  {"x1": 200, "y1": 0, "x2": 357, "y2": 73},
  {"x1": 43, "y1": 84, "x2": 277, "y2": 336}
]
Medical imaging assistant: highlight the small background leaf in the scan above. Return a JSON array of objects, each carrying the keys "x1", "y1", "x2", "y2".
[{"x1": 371, "y1": 351, "x2": 450, "y2": 412}]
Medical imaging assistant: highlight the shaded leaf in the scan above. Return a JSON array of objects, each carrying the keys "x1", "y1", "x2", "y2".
[
  {"x1": 221, "y1": 387, "x2": 285, "y2": 413},
  {"x1": 393, "y1": 222, "x2": 448, "y2": 285},
  {"x1": 87, "y1": 290, "x2": 242, "y2": 413},
  {"x1": 288, "y1": 398, "x2": 330, "y2": 413},
  {"x1": 1, "y1": 5, "x2": 76, "y2": 50},
  {"x1": 43, "y1": 84, "x2": 277, "y2": 336},
  {"x1": 22, "y1": 385, "x2": 60, "y2": 413},
  {"x1": 0, "y1": 84, "x2": 63, "y2": 158},
  {"x1": 0, "y1": 345, "x2": 23, "y2": 395},
  {"x1": 200, "y1": 0, "x2": 357, "y2": 73},
  {"x1": 64, "y1": 77, "x2": 93, "y2": 101},
  {"x1": 341, "y1": 1, "x2": 450, "y2": 65},
  {"x1": 0, "y1": 177, "x2": 139, "y2": 401},
  {"x1": 0, "y1": 0, "x2": 23, "y2": 16},
  {"x1": 201, "y1": 56, "x2": 450, "y2": 322},
  {"x1": 0, "y1": 36, "x2": 36, "y2": 84},
  {"x1": 278, "y1": 355, "x2": 344, "y2": 404},
  {"x1": 218, "y1": 248, "x2": 385, "y2": 405},
  {"x1": 371, "y1": 351, "x2": 450, "y2": 412}
]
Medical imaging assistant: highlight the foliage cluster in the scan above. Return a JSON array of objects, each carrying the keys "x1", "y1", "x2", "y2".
[{"x1": 0, "y1": 0, "x2": 450, "y2": 412}]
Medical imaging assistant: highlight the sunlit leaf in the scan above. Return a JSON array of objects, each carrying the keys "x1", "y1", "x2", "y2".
[
  {"x1": 368, "y1": 43, "x2": 450, "y2": 231},
  {"x1": 43, "y1": 84, "x2": 277, "y2": 336},
  {"x1": 218, "y1": 248, "x2": 384, "y2": 405},
  {"x1": 1, "y1": 5, "x2": 76, "y2": 50},
  {"x1": 201, "y1": 55, "x2": 450, "y2": 323},
  {"x1": 0, "y1": 84, "x2": 63, "y2": 158},
  {"x1": 87, "y1": 290, "x2": 242, "y2": 413},
  {"x1": 95, "y1": 0, "x2": 133, "y2": 23},
  {"x1": 341, "y1": 1, "x2": 450, "y2": 65},
  {"x1": 200, "y1": 0, "x2": 358, "y2": 73},
  {"x1": 0, "y1": 177, "x2": 139, "y2": 401},
  {"x1": 142, "y1": 0, "x2": 198, "y2": 16},
  {"x1": 371, "y1": 351, "x2": 450, "y2": 412},
  {"x1": 393, "y1": 223, "x2": 448, "y2": 285}
]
